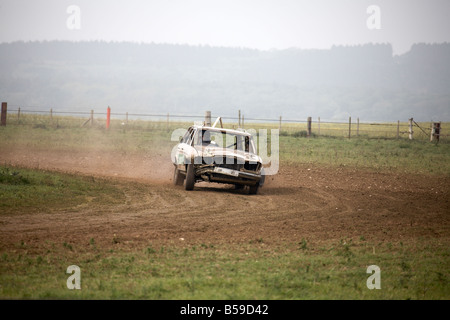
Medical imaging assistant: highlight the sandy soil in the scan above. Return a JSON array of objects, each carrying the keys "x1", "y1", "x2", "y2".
[{"x1": 1, "y1": 148, "x2": 449, "y2": 251}]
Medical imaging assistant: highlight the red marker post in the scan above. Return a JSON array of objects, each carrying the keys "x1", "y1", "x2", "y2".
[{"x1": 106, "y1": 106, "x2": 111, "y2": 130}]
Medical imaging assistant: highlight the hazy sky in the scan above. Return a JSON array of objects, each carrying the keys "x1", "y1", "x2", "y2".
[{"x1": 0, "y1": 0, "x2": 449, "y2": 55}]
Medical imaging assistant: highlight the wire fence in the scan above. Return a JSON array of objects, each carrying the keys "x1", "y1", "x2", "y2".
[{"x1": 2, "y1": 105, "x2": 447, "y2": 142}]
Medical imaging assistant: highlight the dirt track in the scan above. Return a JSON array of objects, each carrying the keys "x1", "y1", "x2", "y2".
[{"x1": 1, "y1": 149, "x2": 449, "y2": 250}]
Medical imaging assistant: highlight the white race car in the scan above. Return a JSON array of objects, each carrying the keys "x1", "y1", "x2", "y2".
[{"x1": 172, "y1": 120, "x2": 265, "y2": 194}]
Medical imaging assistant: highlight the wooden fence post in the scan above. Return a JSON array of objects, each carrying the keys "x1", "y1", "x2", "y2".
[
  {"x1": 18, "y1": 107, "x2": 21, "y2": 122},
  {"x1": 242, "y1": 115, "x2": 244, "y2": 129},
  {"x1": 430, "y1": 122, "x2": 441, "y2": 142},
  {"x1": 307, "y1": 117, "x2": 312, "y2": 137},
  {"x1": 205, "y1": 111, "x2": 211, "y2": 126},
  {"x1": 348, "y1": 116, "x2": 352, "y2": 138},
  {"x1": 238, "y1": 110, "x2": 241, "y2": 127},
  {"x1": 357, "y1": 117, "x2": 360, "y2": 137},
  {"x1": 318, "y1": 117, "x2": 321, "y2": 136},
  {"x1": 430, "y1": 121, "x2": 433, "y2": 142},
  {"x1": 409, "y1": 118, "x2": 413, "y2": 140},
  {"x1": 435, "y1": 122, "x2": 441, "y2": 142},
  {"x1": 1, "y1": 102, "x2": 7, "y2": 126}
]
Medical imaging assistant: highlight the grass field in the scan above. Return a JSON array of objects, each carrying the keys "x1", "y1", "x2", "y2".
[
  {"x1": 1, "y1": 234, "x2": 448, "y2": 299},
  {"x1": 2, "y1": 114, "x2": 449, "y2": 175},
  {"x1": 0, "y1": 115, "x2": 449, "y2": 300}
]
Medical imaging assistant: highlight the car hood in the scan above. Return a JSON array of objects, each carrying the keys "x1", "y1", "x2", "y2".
[{"x1": 195, "y1": 145, "x2": 261, "y2": 163}]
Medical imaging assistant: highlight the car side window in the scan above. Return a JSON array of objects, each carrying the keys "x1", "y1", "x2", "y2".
[
  {"x1": 186, "y1": 128, "x2": 195, "y2": 146},
  {"x1": 181, "y1": 128, "x2": 192, "y2": 144},
  {"x1": 245, "y1": 136, "x2": 250, "y2": 152}
]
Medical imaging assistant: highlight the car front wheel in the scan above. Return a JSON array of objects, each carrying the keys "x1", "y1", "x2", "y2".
[
  {"x1": 249, "y1": 183, "x2": 259, "y2": 195},
  {"x1": 184, "y1": 164, "x2": 195, "y2": 190},
  {"x1": 173, "y1": 166, "x2": 184, "y2": 186}
]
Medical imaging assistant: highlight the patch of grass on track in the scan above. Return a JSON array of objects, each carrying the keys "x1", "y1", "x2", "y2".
[{"x1": 0, "y1": 166, "x2": 124, "y2": 214}]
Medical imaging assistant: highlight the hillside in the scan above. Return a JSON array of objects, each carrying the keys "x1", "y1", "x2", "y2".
[{"x1": 0, "y1": 41, "x2": 449, "y2": 121}]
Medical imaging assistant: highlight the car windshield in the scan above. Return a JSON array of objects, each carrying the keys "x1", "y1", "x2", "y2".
[{"x1": 194, "y1": 129, "x2": 256, "y2": 154}]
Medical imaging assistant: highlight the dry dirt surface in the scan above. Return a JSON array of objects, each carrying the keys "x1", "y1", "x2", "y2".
[{"x1": 1, "y1": 149, "x2": 449, "y2": 251}]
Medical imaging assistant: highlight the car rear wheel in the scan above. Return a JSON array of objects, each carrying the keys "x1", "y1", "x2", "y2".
[
  {"x1": 173, "y1": 166, "x2": 184, "y2": 186},
  {"x1": 184, "y1": 164, "x2": 195, "y2": 190}
]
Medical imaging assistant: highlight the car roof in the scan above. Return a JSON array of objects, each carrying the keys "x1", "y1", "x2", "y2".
[{"x1": 191, "y1": 125, "x2": 252, "y2": 136}]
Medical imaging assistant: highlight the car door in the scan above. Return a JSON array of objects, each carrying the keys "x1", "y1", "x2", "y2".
[{"x1": 176, "y1": 127, "x2": 196, "y2": 170}]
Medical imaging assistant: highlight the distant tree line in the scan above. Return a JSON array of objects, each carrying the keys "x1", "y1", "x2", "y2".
[{"x1": 0, "y1": 41, "x2": 449, "y2": 121}]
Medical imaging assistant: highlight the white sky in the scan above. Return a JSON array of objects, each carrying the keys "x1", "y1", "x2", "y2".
[{"x1": 0, "y1": 0, "x2": 449, "y2": 55}]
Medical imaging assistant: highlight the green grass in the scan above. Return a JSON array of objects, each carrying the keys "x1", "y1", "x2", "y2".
[
  {"x1": 0, "y1": 239, "x2": 448, "y2": 299},
  {"x1": 0, "y1": 166, "x2": 124, "y2": 214},
  {"x1": 280, "y1": 136, "x2": 450, "y2": 175},
  {"x1": 0, "y1": 120, "x2": 172, "y2": 154},
  {"x1": 1, "y1": 118, "x2": 449, "y2": 176}
]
